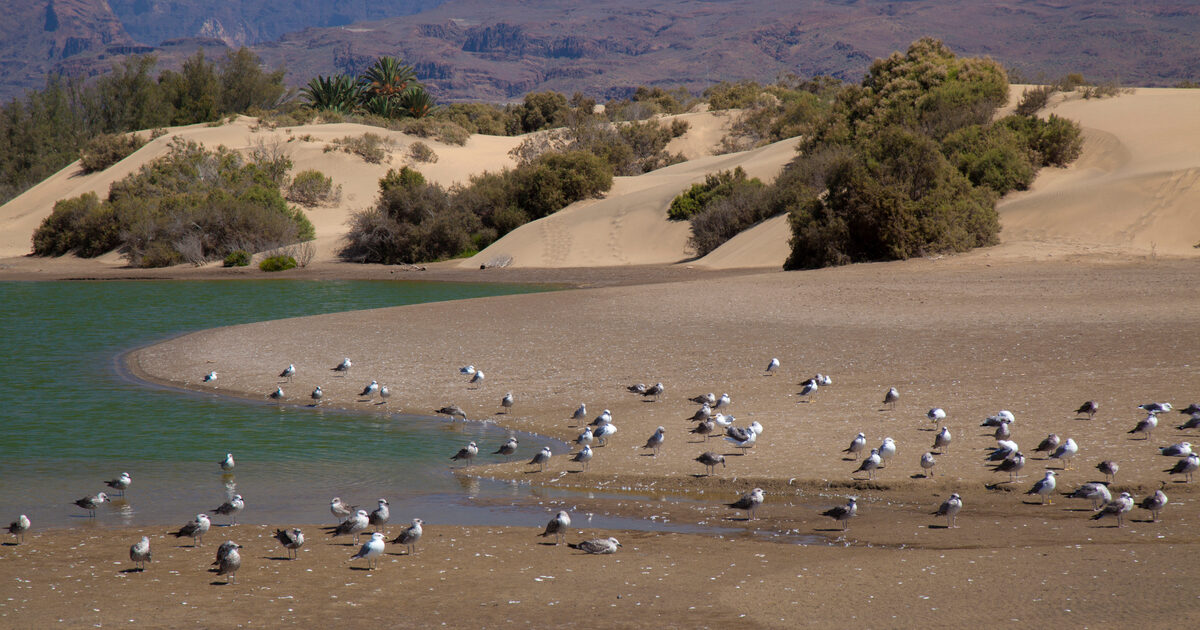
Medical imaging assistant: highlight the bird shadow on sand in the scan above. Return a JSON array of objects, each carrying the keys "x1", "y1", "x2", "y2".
[
  {"x1": 691, "y1": 473, "x2": 715, "y2": 478},
  {"x1": 727, "y1": 516, "x2": 754, "y2": 522},
  {"x1": 917, "y1": 427, "x2": 936, "y2": 432},
  {"x1": 813, "y1": 527, "x2": 846, "y2": 533},
  {"x1": 911, "y1": 474, "x2": 930, "y2": 479},
  {"x1": 928, "y1": 524, "x2": 950, "y2": 530},
  {"x1": 210, "y1": 581, "x2": 232, "y2": 586},
  {"x1": 375, "y1": 401, "x2": 388, "y2": 406},
  {"x1": 639, "y1": 453, "x2": 656, "y2": 457},
  {"x1": 118, "y1": 568, "x2": 144, "y2": 574},
  {"x1": 841, "y1": 457, "x2": 857, "y2": 462},
  {"x1": 535, "y1": 542, "x2": 561, "y2": 547},
  {"x1": 1063, "y1": 507, "x2": 1095, "y2": 512},
  {"x1": 2, "y1": 542, "x2": 19, "y2": 547},
  {"x1": 386, "y1": 551, "x2": 415, "y2": 557},
  {"x1": 1021, "y1": 500, "x2": 1051, "y2": 505},
  {"x1": 264, "y1": 556, "x2": 293, "y2": 561}
]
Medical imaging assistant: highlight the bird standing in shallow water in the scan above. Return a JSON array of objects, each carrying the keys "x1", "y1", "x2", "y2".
[
  {"x1": 104, "y1": 472, "x2": 131, "y2": 496},
  {"x1": 210, "y1": 494, "x2": 244, "y2": 525},
  {"x1": 727, "y1": 487, "x2": 764, "y2": 520},
  {"x1": 821, "y1": 497, "x2": 857, "y2": 530},
  {"x1": 494, "y1": 437, "x2": 518, "y2": 461},
  {"x1": 74, "y1": 492, "x2": 108, "y2": 517},
  {"x1": 220, "y1": 453, "x2": 235, "y2": 472},
  {"x1": 450, "y1": 441, "x2": 478, "y2": 467},
  {"x1": 8, "y1": 514, "x2": 30, "y2": 544}
]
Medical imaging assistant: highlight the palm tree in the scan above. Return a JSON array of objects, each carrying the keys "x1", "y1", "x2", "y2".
[
  {"x1": 399, "y1": 86, "x2": 437, "y2": 119},
  {"x1": 301, "y1": 75, "x2": 361, "y2": 113},
  {"x1": 359, "y1": 57, "x2": 417, "y2": 102}
]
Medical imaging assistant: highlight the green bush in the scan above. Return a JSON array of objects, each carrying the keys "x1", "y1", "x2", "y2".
[
  {"x1": 408, "y1": 141, "x2": 438, "y2": 163},
  {"x1": 705, "y1": 81, "x2": 767, "y2": 110},
  {"x1": 78, "y1": 133, "x2": 146, "y2": 173},
  {"x1": 259, "y1": 255, "x2": 297, "y2": 271},
  {"x1": 286, "y1": 169, "x2": 337, "y2": 206},
  {"x1": 941, "y1": 124, "x2": 1036, "y2": 194},
  {"x1": 688, "y1": 184, "x2": 772, "y2": 256},
  {"x1": 397, "y1": 118, "x2": 470, "y2": 145},
  {"x1": 668, "y1": 167, "x2": 763, "y2": 220},
  {"x1": 328, "y1": 133, "x2": 390, "y2": 163},
  {"x1": 223, "y1": 250, "x2": 250, "y2": 267},
  {"x1": 31, "y1": 192, "x2": 121, "y2": 257},
  {"x1": 379, "y1": 166, "x2": 426, "y2": 193},
  {"x1": 1015, "y1": 85, "x2": 1056, "y2": 116}
]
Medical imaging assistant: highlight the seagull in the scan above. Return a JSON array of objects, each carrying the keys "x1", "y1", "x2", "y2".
[
  {"x1": 213, "y1": 542, "x2": 242, "y2": 583},
  {"x1": 569, "y1": 537, "x2": 621, "y2": 554},
  {"x1": 369, "y1": 499, "x2": 390, "y2": 532},
  {"x1": 529, "y1": 446, "x2": 552, "y2": 472},
  {"x1": 540, "y1": 511, "x2": 571, "y2": 545},
  {"x1": 379, "y1": 385, "x2": 390, "y2": 404},
  {"x1": 712, "y1": 413, "x2": 733, "y2": 430},
  {"x1": 360, "y1": 380, "x2": 379, "y2": 398},
  {"x1": 390, "y1": 518, "x2": 424, "y2": 554},
  {"x1": 797, "y1": 379, "x2": 818, "y2": 399},
  {"x1": 468, "y1": 370, "x2": 485, "y2": 388},
  {"x1": 993, "y1": 421, "x2": 1013, "y2": 441},
  {"x1": 351, "y1": 532, "x2": 386, "y2": 570},
  {"x1": 765, "y1": 357, "x2": 780, "y2": 375},
  {"x1": 690, "y1": 419, "x2": 715, "y2": 440},
  {"x1": 104, "y1": 472, "x2": 132, "y2": 496},
  {"x1": 1034, "y1": 434, "x2": 1061, "y2": 457},
  {"x1": 326, "y1": 509, "x2": 370, "y2": 544},
  {"x1": 311, "y1": 386, "x2": 323, "y2": 405},
  {"x1": 877, "y1": 437, "x2": 896, "y2": 467},
  {"x1": 1176, "y1": 413, "x2": 1200, "y2": 431},
  {"x1": 1075, "y1": 400, "x2": 1098, "y2": 419},
  {"x1": 991, "y1": 451, "x2": 1026, "y2": 481},
  {"x1": 589, "y1": 409, "x2": 613, "y2": 427},
  {"x1": 129, "y1": 536, "x2": 151, "y2": 571},
  {"x1": 715, "y1": 393, "x2": 731, "y2": 411},
  {"x1": 1165, "y1": 453, "x2": 1199, "y2": 482},
  {"x1": 728, "y1": 487, "x2": 765, "y2": 520},
  {"x1": 1160, "y1": 442, "x2": 1193, "y2": 457},
  {"x1": 592, "y1": 423, "x2": 617, "y2": 447},
  {"x1": 571, "y1": 445, "x2": 594, "y2": 471},
  {"x1": 643, "y1": 426, "x2": 665, "y2": 456},
  {"x1": 493, "y1": 437, "x2": 519, "y2": 461},
  {"x1": 1091, "y1": 492, "x2": 1134, "y2": 527},
  {"x1": 459, "y1": 365, "x2": 476, "y2": 376},
  {"x1": 210, "y1": 494, "x2": 244, "y2": 525},
  {"x1": 982, "y1": 410, "x2": 1016, "y2": 427},
  {"x1": 330, "y1": 497, "x2": 356, "y2": 522},
  {"x1": 279, "y1": 364, "x2": 295, "y2": 382},
  {"x1": 435, "y1": 405, "x2": 468, "y2": 420},
  {"x1": 695, "y1": 451, "x2": 725, "y2": 475},
  {"x1": 7, "y1": 514, "x2": 30, "y2": 544},
  {"x1": 1050, "y1": 438, "x2": 1079, "y2": 469},
  {"x1": 220, "y1": 453, "x2": 235, "y2": 471},
  {"x1": 450, "y1": 441, "x2": 478, "y2": 466},
  {"x1": 927, "y1": 408, "x2": 946, "y2": 424},
  {"x1": 1065, "y1": 482, "x2": 1112, "y2": 510},
  {"x1": 920, "y1": 452, "x2": 936, "y2": 477},
  {"x1": 643, "y1": 382, "x2": 664, "y2": 402},
  {"x1": 882, "y1": 387, "x2": 899, "y2": 409},
  {"x1": 1097, "y1": 460, "x2": 1119, "y2": 482},
  {"x1": 331, "y1": 357, "x2": 352, "y2": 376},
  {"x1": 855, "y1": 448, "x2": 881, "y2": 480},
  {"x1": 570, "y1": 403, "x2": 587, "y2": 422},
  {"x1": 170, "y1": 514, "x2": 211, "y2": 546},
  {"x1": 817, "y1": 373, "x2": 832, "y2": 386},
  {"x1": 274, "y1": 528, "x2": 305, "y2": 559},
  {"x1": 628, "y1": 383, "x2": 648, "y2": 395},
  {"x1": 1026, "y1": 471, "x2": 1057, "y2": 504},
  {"x1": 1180, "y1": 403, "x2": 1200, "y2": 415},
  {"x1": 575, "y1": 427, "x2": 594, "y2": 447},
  {"x1": 844, "y1": 433, "x2": 866, "y2": 459},
  {"x1": 821, "y1": 497, "x2": 857, "y2": 530},
  {"x1": 689, "y1": 403, "x2": 713, "y2": 422},
  {"x1": 1128, "y1": 413, "x2": 1158, "y2": 440},
  {"x1": 203, "y1": 370, "x2": 217, "y2": 383},
  {"x1": 213, "y1": 540, "x2": 238, "y2": 566},
  {"x1": 1138, "y1": 482, "x2": 1168, "y2": 522},
  {"x1": 268, "y1": 386, "x2": 284, "y2": 400},
  {"x1": 689, "y1": 393, "x2": 716, "y2": 406},
  {"x1": 932, "y1": 426, "x2": 951, "y2": 453},
  {"x1": 724, "y1": 426, "x2": 757, "y2": 454},
  {"x1": 1138, "y1": 402, "x2": 1172, "y2": 414},
  {"x1": 500, "y1": 391, "x2": 514, "y2": 413},
  {"x1": 73, "y1": 492, "x2": 108, "y2": 517},
  {"x1": 933, "y1": 493, "x2": 962, "y2": 527}
]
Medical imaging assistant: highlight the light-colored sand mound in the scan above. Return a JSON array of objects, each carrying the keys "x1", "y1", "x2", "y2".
[
  {"x1": 996, "y1": 87, "x2": 1200, "y2": 257},
  {"x1": 692, "y1": 213, "x2": 792, "y2": 269},
  {"x1": 462, "y1": 137, "x2": 800, "y2": 268}
]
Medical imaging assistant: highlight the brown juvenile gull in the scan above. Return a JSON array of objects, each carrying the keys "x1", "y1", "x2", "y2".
[
  {"x1": 1074, "y1": 400, "x2": 1098, "y2": 419},
  {"x1": 330, "y1": 497, "x2": 356, "y2": 523},
  {"x1": 1026, "y1": 471, "x2": 1057, "y2": 504},
  {"x1": 570, "y1": 536, "x2": 621, "y2": 554},
  {"x1": 279, "y1": 363, "x2": 295, "y2": 382},
  {"x1": 540, "y1": 511, "x2": 571, "y2": 545},
  {"x1": 1091, "y1": 492, "x2": 1134, "y2": 527},
  {"x1": 844, "y1": 433, "x2": 866, "y2": 459},
  {"x1": 1165, "y1": 452, "x2": 1199, "y2": 482},
  {"x1": 1138, "y1": 482, "x2": 1168, "y2": 521},
  {"x1": 688, "y1": 403, "x2": 713, "y2": 422},
  {"x1": 695, "y1": 451, "x2": 725, "y2": 475},
  {"x1": 991, "y1": 452, "x2": 1026, "y2": 481},
  {"x1": 642, "y1": 426, "x2": 665, "y2": 456},
  {"x1": 435, "y1": 405, "x2": 468, "y2": 421},
  {"x1": 882, "y1": 387, "x2": 899, "y2": 410},
  {"x1": 642, "y1": 382, "x2": 664, "y2": 402},
  {"x1": 933, "y1": 493, "x2": 962, "y2": 527},
  {"x1": 821, "y1": 497, "x2": 858, "y2": 530},
  {"x1": 494, "y1": 437, "x2": 519, "y2": 461},
  {"x1": 689, "y1": 392, "x2": 716, "y2": 406},
  {"x1": 570, "y1": 445, "x2": 594, "y2": 471},
  {"x1": 1065, "y1": 482, "x2": 1111, "y2": 510},
  {"x1": 529, "y1": 446, "x2": 552, "y2": 472},
  {"x1": 690, "y1": 419, "x2": 715, "y2": 440},
  {"x1": 213, "y1": 541, "x2": 242, "y2": 583},
  {"x1": 1034, "y1": 434, "x2": 1061, "y2": 458},
  {"x1": 209, "y1": 494, "x2": 244, "y2": 525},
  {"x1": 351, "y1": 532, "x2": 385, "y2": 570},
  {"x1": 390, "y1": 518, "x2": 424, "y2": 554},
  {"x1": 73, "y1": 492, "x2": 108, "y2": 517},
  {"x1": 1097, "y1": 460, "x2": 1119, "y2": 482},
  {"x1": 274, "y1": 528, "x2": 304, "y2": 559},
  {"x1": 450, "y1": 441, "x2": 478, "y2": 467},
  {"x1": 325, "y1": 509, "x2": 370, "y2": 544},
  {"x1": 7, "y1": 514, "x2": 30, "y2": 544},
  {"x1": 104, "y1": 472, "x2": 132, "y2": 496},
  {"x1": 727, "y1": 487, "x2": 765, "y2": 520},
  {"x1": 129, "y1": 536, "x2": 151, "y2": 571},
  {"x1": 170, "y1": 513, "x2": 211, "y2": 546}
]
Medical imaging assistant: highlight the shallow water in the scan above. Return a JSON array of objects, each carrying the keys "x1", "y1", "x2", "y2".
[{"x1": 0, "y1": 280, "x2": 743, "y2": 536}]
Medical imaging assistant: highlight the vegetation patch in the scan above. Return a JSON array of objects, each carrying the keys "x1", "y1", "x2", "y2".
[
  {"x1": 408, "y1": 141, "x2": 438, "y2": 163},
  {"x1": 286, "y1": 169, "x2": 341, "y2": 206},
  {"x1": 325, "y1": 133, "x2": 391, "y2": 164},
  {"x1": 78, "y1": 132, "x2": 147, "y2": 173},
  {"x1": 258, "y1": 255, "x2": 297, "y2": 272},
  {"x1": 668, "y1": 167, "x2": 763, "y2": 221},
  {"x1": 223, "y1": 250, "x2": 250, "y2": 267}
]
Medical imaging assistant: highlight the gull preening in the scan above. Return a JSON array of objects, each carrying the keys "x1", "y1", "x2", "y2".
[
  {"x1": 494, "y1": 437, "x2": 519, "y2": 461},
  {"x1": 982, "y1": 410, "x2": 1015, "y2": 427},
  {"x1": 724, "y1": 423, "x2": 758, "y2": 454},
  {"x1": 326, "y1": 509, "x2": 370, "y2": 544},
  {"x1": 540, "y1": 511, "x2": 571, "y2": 545},
  {"x1": 1097, "y1": 460, "x2": 1119, "y2": 482},
  {"x1": 311, "y1": 386, "x2": 323, "y2": 405},
  {"x1": 1160, "y1": 442, "x2": 1193, "y2": 457},
  {"x1": 279, "y1": 364, "x2": 295, "y2": 382},
  {"x1": 1138, "y1": 482, "x2": 1168, "y2": 521},
  {"x1": 1075, "y1": 400, "x2": 1098, "y2": 419},
  {"x1": 821, "y1": 497, "x2": 857, "y2": 530},
  {"x1": 993, "y1": 421, "x2": 1012, "y2": 441},
  {"x1": 213, "y1": 541, "x2": 242, "y2": 583},
  {"x1": 390, "y1": 518, "x2": 423, "y2": 554},
  {"x1": 1128, "y1": 413, "x2": 1158, "y2": 440},
  {"x1": 73, "y1": 492, "x2": 108, "y2": 517},
  {"x1": 855, "y1": 448, "x2": 881, "y2": 480},
  {"x1": 170, "y1": 513, "x2": 211, "y2": 546},
  {"x1": 883, "y1": 387, "x2": 899, "y2": 410},
  {"x1": 435, "y1": 405, "x2": 468, "y2": 421},
  {"x1": 210, "y1": 494, "x2": 244, "y2": 525},
  {"x1": 920, "y1": 452, "x2": 937, "y2": 477},
  {"x1": 220, "y1": 453, "x2": 235, "y2": 472},
  {"x1": 728, "y1": 487, "x2": 764, "y2": 520},
  {"x1": 1065, "y1": 482, "x2": 1112, "y2": 510},
  {"x1": 529, "y1": 446, "x2": 552, "y2": 472},
  {"x1": 351, "y1": 532, "x2": 385, "y2": 570},
  {"x1": 690, "y1": 419, "x2": 715, "y2": 439},
  {"x1": 844, "y1": 433, "x2": 866, "y2": 459},
  {"x1": 575, "y1": 427, "x2": 594, "y2": 447},
  {"x1": 450, "y1": 441, "x2": 478, "y2": 466},
  {"x1": 571, "y1": 445, "x2": 594, "y2": 471},
  {"x1": 274, "y1": 528, "x2": 305, "y2": 559},
  {"x1": 129, "y1": 536, "x2": 151, "y2": 571},
  {"x1": 1091, "y1": 492, "x2": 1134, "y2": 527},
  {"x1": 877, "y1": 437, "x2": 896, "y2": 467},
  {"x1": 330, "y1": 497, "x2": 356, "y2": 522},
  {"x1": 1050, "y1": 438, "x2": 1079, "y2": 469},
  {"x1": 933, "y1": 494, "x2": 962, "y2": 527},
  {"x1": 932, "y1": 427, "x2": 951, "y2": 453},
  {"x1": 643, "y1": 426, "x2": 665, "y2": 456},
  {"x1": 359, "y1": 380, "x2": 379, "y2": 398},
  {"x1": 468, "y1": 370, "x2": 485, "y2": 388},
  {"x1": 765, "y1": 357, "x2": 780, "y2": 375},
  {"x1": 696, "y1": 451, "x2": 725, "y2": 475},
  {"x1": 203, "y1": 370, "x2": 217, "y2": 383},
  {"x1": 1165, "y1": 452, "x2": 1199, "y2": 482},
  {"x1": 331, "y1": 357, "x2": 352, "y2": 376},
  {"x1": 927, "y1": 408, "x2": 946, "y2": 424},
  {"x1": 988, "y1": 439, "x2": 1019, "y2": 462},
  {"x1": 1138, "y1": 402, "x2": 1172, "y2": 414},
  {"x1": 268, "y1": 386, "x2": 284, "y2": 400},
  {"x1": 570, "y1": 536, "x2": 621, "y2": 554},
  {"x1": 104, "y1": 472, "x2": 132, "y2": 496},
  {"x1": 990, "y1": 451, "x2": 1026, "y2": 481},
  {"x1": 7, "y1": 514, "x2": 30, "y2": 544},
  {"x1": 369, "y1": 499, "x2": 390, "y2": 532},
  {"x1": 1026, "y1": 471, "x2": 1057, "y2": 504},
  {"x1": 628, "y1": 383, "x2": 647, "y2": 395},
  {"x1": 459, "y1": 365, "x2": 476, "y2": 377}
]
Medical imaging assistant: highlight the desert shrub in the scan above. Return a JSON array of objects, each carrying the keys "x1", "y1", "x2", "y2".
[
  {"x1": 31, "y1": 192, "x2": 121, "y2": 257},
  {"x1": 223, "y1": 250, "x2": 250, "y2": 266},
  {"x1": 998, "y1": 114, "x2": 1083, "y2": 167},
  {"x1": 328, "y1": 133, "x2": 390, "y2": 163},
  {"x1": 1014, "y1": 85, "x2": 1056, "y2": 116},
  {"x1": 246, "y1": 139, "x2": 293, "y2": 186},
  {"x1": 341, "y1": 180, "x2": 479, "y2": 264},
  {"x1": 437, "y1": 102, "x2": 510, "y2": 136},
  {"x1": 78, "y1": 133, "x2": 146, "y2": 173},
  {"x1": 688, "y1": 184, "x2": 773, "y2": 256},
  {"x1": 941, "y1": 124, "x2": 1036, "y2": 194},
  {"x1": 705, "y1": 81, "x2": 767, "y2": 110},
  {"x1": 719, "y1": 88, "x2": 832, "y2": 152},
  {"x1": 408, "y1": 141, "x2": 438, "y2": 163},
  {"x1": 397, "y1": 117, "x2": 470, "y2": 145},
  {"x1": 668, "y1": 167, "x2": 763, "y2": 220},
  {"x1": 379, "y1": 166, "x2": 426, "y2": 192},
  {"x1": 514, "y1": 150, "x2": 613, "y2": 219},
  {"x1": 259, "y1": 255, "x2": 297, "y2": 271},
  {"x1": 286, "y1": 169, "x2": 339, "y2": 206},
  {"x1": 508, "y1": 91, "x2": 571, "y2": 134}
]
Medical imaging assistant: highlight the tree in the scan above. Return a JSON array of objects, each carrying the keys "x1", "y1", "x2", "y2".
[
  {"x1": 360, "y1": 56, "x2": 417, "y2": 102},
  {"x1": 160, "y1": 50, "x2": 220, "y2": 125},
  {"x1": 218, "y1": 48, "x2": 287, "y2": 114},
  {"x1": 301, "y1": 75, "x2": 362, "y2": 114}
]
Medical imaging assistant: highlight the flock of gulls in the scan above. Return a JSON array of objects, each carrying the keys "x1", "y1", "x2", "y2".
[{"x1": 9, "y1": 355, "x2": 1199, "y2": 582}]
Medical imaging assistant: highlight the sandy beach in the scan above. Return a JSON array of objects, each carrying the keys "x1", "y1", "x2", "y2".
[{"x1": 4, "y1": 87, "x2": 1200, "y2": 627}]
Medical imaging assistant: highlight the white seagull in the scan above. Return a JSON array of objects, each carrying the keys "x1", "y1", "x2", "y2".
[
  {"x1": 1026, "y1": 471, "x2": 1057, "y2": 504},
  {"x1": 877, "y1": 437, "x2": 897, "y2": 467},
  {"x1": 1128, "y1": 413, "x2": 1158, "y2": 440},
  {"x1": 592, "y1": 423, "x2": 617, "y2": 446},
  {"x1": 1160, "y1": 442, "x2": 1192, "y2": 457},
  {"x1": 571, "y1": 445, "x2": 594, "y2": 471},
  {"x1": 326, "y1": 509, "x2": 370, "y2": 544},
  {"x1": 220, "y1": 452, "x2": 235, "y2": 471},
  {"x1": 311, "y1": 386, "x2": 323, "y2": 405},
  {"x1": 369, "y1": 498, "x2": 390, "y2": 532},
  {"x1": 765, "y1": 357, "x2": 780, "y2": 375},
  {"x1": 73, "y1": 492, "x2": 108, "y2": 517},
  {"x1": 715, "y1": 393, "x2": 731, "y2": 411},
  {"x1": 844, "y1": 432, "x2": 866, "y2": 459},
  {"x1": 104, "y1": 472, "x2": 132, "y2": 496},
  {"x1": 926, "y1": 408, "x2": 946, "y2": 424},
  {"x1": 570, "y1": 403, "x2": 587, "y2": 422},
  {"x1": 1050, "y1": 438, "x2": 1079, "y2": 469},
  {"x1": 129, "y1": 536, "x2": 151, "y2": 571},
  {"x1": 920, "y1": 452, "x2": 936, "y2": 477},
  {"x1": 450, "y1": 441, "x2": 478, "y2": 466},
  {"x1": 932, "y1": 427, "x2": 951, "y2": 452},
  {"x1": 331, "y1": 357, "x2": 352, "y2": 376},
  {"x1": 459, "y1": 365, "x2": 476, "y2": 376},
  {"x1": 500, "y1": 391, "x2": 514, "y2": 413},
  {"x1": 269, "y1": 386, "x2": 284, "y2": 400},
  {"x1": 360, "y1": 380, "x2": 379, "y2": 397},
  {"x1": 529, "y1": 446, "x2": 552, "y2": 472},
  {"x1": 1165, "y1": 452, "x2": 1199, "y2": 482},
  {"x1": 575, "y1": 427, "x2": 594, "y2": 447},
  {"x1": 883, "y1": 387, "x2": 899, "y2": 409},
  {"x1": 210, "y1": 494, "x2": 244, "y2": 525},
  {"x1": 493, "y1": 437, "x2": 519, "y2": 461},
  {"x1": 468, "y1": 370, "x2": 485, "y2": 388},
  {"x1": 203, "y1": 370, "x2": 217, "y2": 383},
  {"x1": 1066, "y1": 482, "x2": 1112, "y2": 511},
  {"x1": 7, "y1": 514, "x2": 30, "y2": 544},
  {"x1": 330, "y1": 497, "x2": 356, "y2": 522},
  {"x1": 379, "y1": 385, "x2": 390, "y2": 404},
  {"x1": 855, "y1": 448, "x2": 881, "y2": 480},
  {"x1": 279, "y1": 364, "x2": 295, "y2": 382},
  {"x1": 1138, "y1": 482, "x2": 1168, "y2": 521},
  {"x1": 351, "y1": 532, "x2": 386, "y2": 570},
  {"x1": 170, "y1": 513, "x2": 211, "y2": 546}
]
